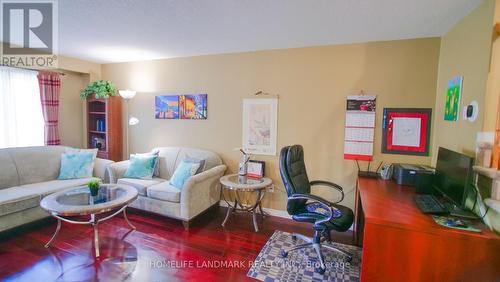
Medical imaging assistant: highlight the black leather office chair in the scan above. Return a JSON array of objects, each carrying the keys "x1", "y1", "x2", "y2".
[{"x1": 279, "y1": 145, "x2": 354, "y2": 274}]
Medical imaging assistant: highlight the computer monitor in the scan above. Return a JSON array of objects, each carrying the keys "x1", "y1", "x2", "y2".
[{"x1": 432, "y1": 147, "x2": 474, "y2": 209}]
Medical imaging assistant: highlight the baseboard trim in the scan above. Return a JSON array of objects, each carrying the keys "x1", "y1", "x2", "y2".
[{"x1": 218, "y1": 201, "x2": 354, "y2": 231}]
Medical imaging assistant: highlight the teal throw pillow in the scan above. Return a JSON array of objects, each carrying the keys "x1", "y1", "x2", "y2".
[
  {"x1": 123, "y1": 155, "x2": 158, "y2": 179},
  {"x1": 58, "y1": 152, "x2": 95, "y2": 180},
  {"x1": 170, "y1": 159, "x2": 201, "y2": 189},
  {"x1": 132, "y1": 150, "x2": 160, "y2": 176},
  {"x1": 183, "y1": 156, "x2": 205, "y2": 174}
]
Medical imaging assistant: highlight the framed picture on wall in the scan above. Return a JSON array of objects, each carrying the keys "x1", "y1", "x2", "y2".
[
  {"x1": 155, "y1": 95, "x2": 179, "y2": 119},
  {"x1": 242, "y1": 98, "x2": 278, "y2": 155},
  {"x1": 180, "y1": 94, "x2": 208, "y2": 119},
  {"x1": 155, "y1": 94, "x2": 208, "y2": 119},
  {"x1": 381, "y1": 108, "x2": 432, "y2": 156},
  {"x1": 444, "y1": 76, "x2": 463, "y2": 121}
]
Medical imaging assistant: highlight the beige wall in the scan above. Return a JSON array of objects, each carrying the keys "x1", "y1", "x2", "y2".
[
  {"x1": 484, "y1": 0, "x2": 500, "y2": 132},
  {"x1": 432, "y1": 0, "x2": 495, "y2": 162},
  {"x1": 102, "y1": 38, "x2": 440, "y2": 211},
  {"x1": 58, "y1": 71, "x2": 90, "y2": 148},
  {"x1": 57, "y1": 56, "x2": 102, "y2": 148},
  {"x1": 432, "y1": 0, "x2": 499, "y2": 232},
  {"x1": 58, "y1": 55, "x2": 101, "y2": 81}
]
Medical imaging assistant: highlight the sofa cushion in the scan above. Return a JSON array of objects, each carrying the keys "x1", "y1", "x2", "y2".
[
  {"x1": 1, "y1": 178, "x2": 100, "y2": 200},
  {"x1": 0, "y1": 194, "x2": 40, "y2": 217},
  {"x1": 7, "y1": 146, "x2": 68, "y2": 185},
  {"x1": 175, "y1": 148, "x2": 222, "y2": 172},
  {"x1": 153, "y1": 147, "x2": 181, "y2": 180},
  {"x1": 0, "y1": 177, "x2": 99, "y2": 217},
  {"x1": 151, "y1": 147, "x2": 223, "y2": 180},
  {"x1": 117, "y1": 177, "x2": 166, "y2": 196},
  {"x1": 0, "y1": 149, "x2": 19, "y2": 189},
  {"x1": 146, "y1": 181, "x2": 181, "y2": 203}
]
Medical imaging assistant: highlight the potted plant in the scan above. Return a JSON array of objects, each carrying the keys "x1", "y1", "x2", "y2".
[
  {"x1": 88, "y1": 180, "x2": 101, "y2": 197},
  {"x1": 80, "y1": 80, "x2": 118, "y2": 99}
]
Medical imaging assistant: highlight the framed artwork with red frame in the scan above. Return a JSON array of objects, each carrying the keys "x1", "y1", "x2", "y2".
[{"x1": 382, "y1": 108, "x2": 432, "y2": 156}]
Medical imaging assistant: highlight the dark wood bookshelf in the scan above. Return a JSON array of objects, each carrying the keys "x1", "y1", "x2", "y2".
[{"x1": 87, "y1": 94, "x2": 123, "y2": 161}]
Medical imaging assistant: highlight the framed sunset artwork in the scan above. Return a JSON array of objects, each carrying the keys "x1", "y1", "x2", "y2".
[
  {"x1": 155, "y1": 95, "x2": 179, "y2": 119},
  {"x1": 179, "y1": 94, "x2": 207, "y2": 119}
]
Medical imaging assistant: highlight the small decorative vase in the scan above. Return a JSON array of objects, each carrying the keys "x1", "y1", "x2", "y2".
[
  {"x1": 90, "y1": 187, "x2": 99, "y2": 197},
  {"x1": 88, "y1": 181, "x2": 101, "y2": 204}
]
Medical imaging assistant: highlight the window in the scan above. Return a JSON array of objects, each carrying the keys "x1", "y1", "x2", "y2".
[{"x1": 0, "y1": 66, "x2": 44, "y2": 148}]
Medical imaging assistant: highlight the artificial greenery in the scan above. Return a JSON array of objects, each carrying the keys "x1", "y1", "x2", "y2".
[
  {"x1": 87, "y1": 180, "x2": 101, "y2": 196},
  {"x1": 80, "y1": 80, "x2": 118, "y2": 99}
]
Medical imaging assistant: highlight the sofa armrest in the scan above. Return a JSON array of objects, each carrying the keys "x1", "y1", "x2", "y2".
[
  {"x1": 107, "y1": 160, "x2": 131, "y2": 183},
  {"x1": 93, "y1": 158, "x2": 114, "y2": 183},
  {"x1": 180, "y1": 164, "x2": 227, "y2": 219}
]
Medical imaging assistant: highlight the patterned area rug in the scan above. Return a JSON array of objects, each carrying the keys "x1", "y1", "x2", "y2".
[{"x1": 247, "y1": 231, "x2": 362, "y2": 282}]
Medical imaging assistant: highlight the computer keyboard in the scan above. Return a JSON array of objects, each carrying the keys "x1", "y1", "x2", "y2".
[{"x1": 414, "y1": 194, "x2": 450, "y2": 215}]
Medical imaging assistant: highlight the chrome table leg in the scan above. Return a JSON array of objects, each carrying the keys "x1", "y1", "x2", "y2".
[
  {"x1": 252, "y1": 210, "x2": 259, "y2": 232},
  {"x1": 222, "y1": 199, "x2": 236, "y2": 227},
  {"x1": 123, "y1": 208, "x2": 136, "y2": 229},
  {"x1": 251, "y1": 190, "x2": 263, "y2": 232},
  {"x1": 44, "y1": 218, "x2": 61, "y2": 248},
  {"x1": 93, "y1": 222, "x2": 100, "y2": 257},
  {"x1": 258, "y1": 201, "x2": 269, "y2": 217}
]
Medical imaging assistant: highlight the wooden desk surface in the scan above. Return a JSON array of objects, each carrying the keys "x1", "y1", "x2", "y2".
[
  {"x1": 356, "y1": 177, "x2": 500, "y2": 282},
  {"x1": 357, "y1": 177, "x2": 498, "y2": 240}
]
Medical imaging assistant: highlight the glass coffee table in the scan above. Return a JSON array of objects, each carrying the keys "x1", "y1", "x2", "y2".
[{"x1": 40, "y1": 184, "x2": 138, "y2": 257}]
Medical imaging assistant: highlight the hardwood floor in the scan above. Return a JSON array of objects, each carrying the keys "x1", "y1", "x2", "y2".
[{"x1": 0, "y1": 206, "x2": 353, "y2": 282}]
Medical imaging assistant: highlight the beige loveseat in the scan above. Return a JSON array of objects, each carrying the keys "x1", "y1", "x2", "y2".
[
  {"x1": 0, "y1": 146, "x2": 113, "y2": 232},
  {"x1": 107, "y1": 147, "x2": 226, "y2": 229}
]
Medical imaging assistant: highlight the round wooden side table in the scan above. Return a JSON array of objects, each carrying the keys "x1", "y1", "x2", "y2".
[{"x1": 219, "y1": 174, "x2": 272, "y2": 232}]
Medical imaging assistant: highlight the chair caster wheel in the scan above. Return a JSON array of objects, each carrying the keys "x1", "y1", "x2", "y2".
[
  {"x1": 315, "y1": 267, "x2": 326, "y2": 274},
  {"x1": 279, "y1": 250, "x2": 288, "y2": 258},
  {"x1": 345, "y1": 256, "x2": 352, "y2": 263},
  {"x1": 291, "y1": 234, "x2": 297, "y2": 241}
]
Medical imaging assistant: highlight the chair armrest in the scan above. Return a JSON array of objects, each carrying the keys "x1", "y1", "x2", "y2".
[
  {"x1": 289, "y1": 193, "x2": 338, "y2": 224},
  {"x1": 107, "y1": 160, "x2": 131, "y2": 183},
  {"x1": 93, "y1": 158, "x2": 114, "y2": 183},
  {"x1": 310, "y1": 180, "x2": 345, "y2": 203},
  {"x1": 180, "y1": 165, "x2": 227, "y2": 219}
]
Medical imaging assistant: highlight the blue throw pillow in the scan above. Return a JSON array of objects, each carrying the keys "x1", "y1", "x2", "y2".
[
  {"x1": 170, "y1": 159, "x2": 201, "y2": 189},
  {"x1": 58, "y1": 152, "x2": 95, "y2": 180},
  {"x1": 123, "y1": 155, "x2": 158, "y2": 179}
]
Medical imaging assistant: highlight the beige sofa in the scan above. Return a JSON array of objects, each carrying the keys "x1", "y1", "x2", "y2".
[
  {"x1": 107, "y1": 147, "x2": 227, "y2": 229},
  {"x1": 0, "y1": 146, "x2": 113, "y2": 232}
]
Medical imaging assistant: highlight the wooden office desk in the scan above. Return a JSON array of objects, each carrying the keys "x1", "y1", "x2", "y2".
[{"x1": 354, "y1": 178, "x2": 500, "y2": 282}]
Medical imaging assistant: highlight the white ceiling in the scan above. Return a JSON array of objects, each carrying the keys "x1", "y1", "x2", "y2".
[{"x1": 56, "y1": 0, "x2": 482, "y2": 64}]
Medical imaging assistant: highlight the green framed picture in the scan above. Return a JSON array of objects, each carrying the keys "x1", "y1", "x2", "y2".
[{"x1": 444, "y1": 76, "x2": 463, "y2": 121}]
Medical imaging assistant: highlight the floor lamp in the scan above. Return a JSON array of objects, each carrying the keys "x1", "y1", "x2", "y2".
[{"x1": 119, "y1": 90, "x2": 137, "y2": 159}]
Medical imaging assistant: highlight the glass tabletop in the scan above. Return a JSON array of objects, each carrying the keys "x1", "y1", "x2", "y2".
[
  {"x1": 56, "y1": 185, "x2": 126, "y2": 206},
  {"x1": 227, "y1": 174, "x2": 265, "y2": 185}
]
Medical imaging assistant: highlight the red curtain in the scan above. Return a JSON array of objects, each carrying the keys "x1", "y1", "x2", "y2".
[{"x1": 37, "y1": 72, "x2": 61, "y2": 145}]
